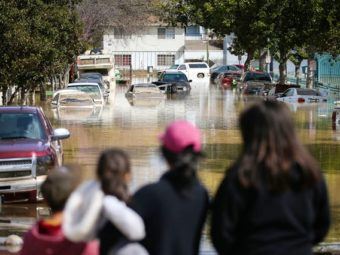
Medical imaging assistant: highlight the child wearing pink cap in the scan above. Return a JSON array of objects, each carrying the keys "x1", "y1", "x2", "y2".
[{"x1": 130, "y1": 120, "x2": 209, "y2": 255}]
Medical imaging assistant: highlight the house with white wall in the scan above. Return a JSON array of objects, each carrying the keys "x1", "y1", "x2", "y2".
[
  {"x1": 103, "y1": 22, "x2": 185, "y2": 70},
  {"x1": 103, "y1": 22, "x2": 244, "y2": 70}
]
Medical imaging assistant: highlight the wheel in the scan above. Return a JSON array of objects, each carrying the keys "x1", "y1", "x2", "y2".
[
  {"x1": 171, "y1": 85, "x2": 177, "y2": 93},
  {"x1": 197, "y1": 73, "x2": 204, "y2": 78}
]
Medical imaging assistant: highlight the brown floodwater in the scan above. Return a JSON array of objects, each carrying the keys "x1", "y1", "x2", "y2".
[{"x1": 1, "y1": 80, "x2": 339, "y2": 254}]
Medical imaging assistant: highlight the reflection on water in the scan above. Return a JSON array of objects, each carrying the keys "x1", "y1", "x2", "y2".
[{"x1": 1, "y1": 80, "x2": 340, "y2": 252}]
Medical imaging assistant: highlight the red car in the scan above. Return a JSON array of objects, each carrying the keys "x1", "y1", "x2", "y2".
[
  {"x1": 0, "y1": 106, "x2": 70, "y2": 202},
  {"x1": 218, "y1": 71, "x2": 241, "y2": 89}
]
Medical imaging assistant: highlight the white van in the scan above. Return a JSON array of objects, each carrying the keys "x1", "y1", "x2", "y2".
[{"x1": 177, "y1": 62, "x2": 210, "y2": 80}]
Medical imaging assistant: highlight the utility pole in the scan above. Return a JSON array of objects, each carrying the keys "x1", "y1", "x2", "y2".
[
  {"x1": 206, "y1": 39, "x2": 209, "y2": 64},
  {"x1": 223, "y1": 36, "x2": 228, "y2": 65}
]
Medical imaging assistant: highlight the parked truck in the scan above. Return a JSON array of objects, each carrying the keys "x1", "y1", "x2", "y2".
[{"x1": 76, "y1": 54, "x2": 115, "y2": 88}]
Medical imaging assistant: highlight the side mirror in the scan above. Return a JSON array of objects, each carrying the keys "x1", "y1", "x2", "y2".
[
  {"x1": 189, "y1": 80, "x2": 192, "y2": 83},
  {"x1": 52, "y1": 128, "x2": 70, "y2": 141}
]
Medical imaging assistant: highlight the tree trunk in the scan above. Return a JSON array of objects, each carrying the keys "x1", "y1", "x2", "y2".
[
  {"x1": 28, "y1": 90, "x2": 35, "y2": 105},
  {"x1": 278, "y1": 60, "x2": 287, "y2": 85},
  {"x1": 40, "y1": 83, "x2": 46, "y2": 102},
  {"x1": 294, "y1": 60, "x2": 303, "y2": 86},
  {"x1": 8, "y1": 86, "x2": 20, "y2": 105},
  {"x1": 1, "y1": 87, "x2": 7, "y2": 105},
  {"x1": 244, "y1": 51, "x2": 254, "y2": 72},
  {"x1": 58, "y1": 75, "x2": 63, "y2": 89},
  {"x1": 20, "y1": 87, "x2": 26, "y2": 105},
  {"x1": 295, "y1": 65, "x2": 300, "y2": 86},
  {"x1": 306, "y1": 58, "x2": 314, "y2": 89},
  {"x1": 259, "y1": 50, "x2": 266, "y2": 72}
]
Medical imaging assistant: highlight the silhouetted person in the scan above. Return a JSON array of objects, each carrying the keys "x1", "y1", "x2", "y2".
[
  {"x1": 131, "y1": 120, "x2": 209, "y2": 255},
  {"x1": 211, "y1": 101, "x2": 330, "y2": 255},
  {"x1": 20, "y1": 166, "x2": 98, "y2": 255}
]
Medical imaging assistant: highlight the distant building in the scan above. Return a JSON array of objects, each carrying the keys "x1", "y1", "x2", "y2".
[{"x1": 103, "y1": 21, "x2": 244, "y2": 70}]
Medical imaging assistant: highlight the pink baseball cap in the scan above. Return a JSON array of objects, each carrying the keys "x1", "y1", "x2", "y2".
[{"x1": 160, "y1": 120, "x2": 202, "y2": 153}]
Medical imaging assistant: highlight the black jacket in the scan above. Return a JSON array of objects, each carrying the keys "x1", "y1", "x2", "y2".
[
  {"x1": 211, "y1": 165, "x2": 330, "y2": 255},
  {"x1": 131, "y1": 171, "x2": 209, "y2": 255}
]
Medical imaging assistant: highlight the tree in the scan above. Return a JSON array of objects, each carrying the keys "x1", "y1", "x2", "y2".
[
  {"x1": 303, "y1": 0, "x2": 340, "y2": 88},
  {"x1": 0, "y1": 0, "x2": 84, "y2": 105},
  {"x1": 76, "y1": 0, "x2": 157, "y2": 46},
  {"x1": 289, "y1": 49, "x2": 308, "y2": 86},
  {"x1": 160, "y1": 0, "x2": 339, "y2": 84}
]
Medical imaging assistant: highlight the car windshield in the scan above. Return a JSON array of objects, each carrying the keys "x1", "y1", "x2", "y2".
[
  {"x1": 169, "y1": 65, "x2": 179, "y2": 69},
  {"x1": 0, "y1": 113, "x2": 44, "y2": 140},
  {"x1": 161, "y1": 73, "x2": 188, "y2": 82},
  {"x1": 297, "y1": 89, "x2": 320, "y2": 96},
  {"x1": 80, "y1": 73, "x2": 102, "y2": 80},
  {"x1": 67, "y1": 85, "x2": 102, "y2": 100},
  {"x1": 244, "y1": 72, "x2": 271, "y2": 82},
  {"x1": 77, "y1": 79, "x2": 105, "y2": 90},
  {"x1": 188, "y1": 63, "x2": 208, "y2": 68},
  {"x1": 229, "y1": 66, "x2": 240, "y2": 71},
  {"x1": 216, "y1": 66, "x2": 228, "y2": 72}
]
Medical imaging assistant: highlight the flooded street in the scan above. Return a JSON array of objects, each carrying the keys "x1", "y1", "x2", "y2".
[{"x1": 1, "y1": 79, "x2": 340, "y2": 253}]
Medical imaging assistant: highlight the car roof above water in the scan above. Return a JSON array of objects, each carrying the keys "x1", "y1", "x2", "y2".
[
  {"x1": 0, "y1": 106, "x2": 40, "y2": 114},
  {"x1": 68, "y1": 82, "x2": 100, "y2": 86},
  {"x1": 162, "y1": 70, "x2": 186, "y2": 74},
  {"x1": 132, "y1": 83, "x2": 158, "y2": 87}
]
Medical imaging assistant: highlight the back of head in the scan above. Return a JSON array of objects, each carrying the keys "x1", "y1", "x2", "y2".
[
  {"x1": 160, "y1": 120, "x2": 203, "y2": 193},
  {"x1": 237, "y1": 100, "x2": 320, "y2": 190},
  {"x1": 41, "y1": 166, "x2": 78, "y2": 213},
  {"x1": 97, "y1": 149, "x2": 131, "y2": 202}
]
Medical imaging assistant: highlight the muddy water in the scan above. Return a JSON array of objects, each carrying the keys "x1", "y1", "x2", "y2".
[{"x1": 1, "y1": 80, "x2": 339, "y2": 253}]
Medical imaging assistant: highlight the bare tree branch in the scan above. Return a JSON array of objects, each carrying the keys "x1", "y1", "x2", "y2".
[{"x1": 76, "y1": 0, "x2": 158, "y2": 45}]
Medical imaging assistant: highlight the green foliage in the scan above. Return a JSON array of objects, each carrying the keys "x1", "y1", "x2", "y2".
[
  {"x1": 0, "y1": 0, "x2": 84, "y2": 104},
  {"x1": 161, "y1": 0, "x2": 339, "y2": 81}
]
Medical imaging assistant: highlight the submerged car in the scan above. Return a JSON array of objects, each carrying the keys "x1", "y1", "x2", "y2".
[
  {"x1": 0, "y1": 107, "x2": 70, "y2": 202},
  {"x1": 267, "y1": 84, "x2": 301, "y2": 99},
  {"x1": 126, "y1": 83, "x2": 165, "y2": 98},
  {"x1": 210, "y1": 65, "x2": 241, "y2": 83},
  {"x1": 67, "y1": 82, "x2": 105, "y2": 105},
  {"x1": 153, "y1": 70, "x2": 191, "y2": 94},
  {"x1": 217, "y1": 71, "x2": 242, "y2": 89},
  {"x1": 239, "y1": 71, "x2": 273, "y2": 95},
  {"x1": 126, "y1": 84, "x2": 165, "y2": 106},
  {"x1": 277, "y1": 88, "x2": 327, "y2": 103},
  {"x1": 51, "y1": 89, "x2": 96, "y2": 108},
  {"x1": 75, "y1": 78, "x2": 110, "y2": 99}
]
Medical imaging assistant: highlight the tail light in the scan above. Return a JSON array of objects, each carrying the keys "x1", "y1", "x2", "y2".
[{"x1": 297, "y1": 98, "x2": 305, "y2": 103}]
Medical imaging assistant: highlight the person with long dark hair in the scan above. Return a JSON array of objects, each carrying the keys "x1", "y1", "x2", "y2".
[
  {"x1": 211, "y1": 101, "x2": 330, "y2": 255},
  {"x1": 131, "y1": 120, "x2": 209, "y2": 255},
  {"x1": 63, "y1": 149, "x2": 147, "y2": 255}
]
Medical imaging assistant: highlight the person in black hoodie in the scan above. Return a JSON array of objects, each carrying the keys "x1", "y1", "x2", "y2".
[
  {"x1": 131, "y1": 120, "x2": 209, "y2": 255},
  {"x1": 211, "y1": 100, "x2": 330, "y2": 255}
]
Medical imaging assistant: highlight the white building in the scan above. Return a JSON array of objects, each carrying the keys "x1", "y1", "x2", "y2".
[
  {"x1": 103, "y1": 23, "x2": 243, "y2": 70},
  {"x1": 103, "y1": 23, "x2": 185, "y2": 70}
]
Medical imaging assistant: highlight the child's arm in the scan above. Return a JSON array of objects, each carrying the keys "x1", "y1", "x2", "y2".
[{"x1": 103, "y1": 195, "x2": 145, "y2": 240}]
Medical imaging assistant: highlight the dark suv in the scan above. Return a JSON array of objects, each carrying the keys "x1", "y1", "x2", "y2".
[
  {"x1": 239, "y1": 71, "x2": 273, "y2": 95},
  {"x1": 153, "y1": 70, "x2": 192, "y2": 94},
  {"x1": 0, "y1": 106, "x2": 70, "y2": 202}
]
